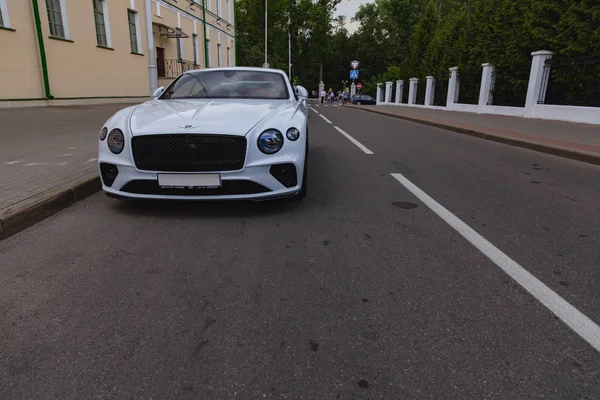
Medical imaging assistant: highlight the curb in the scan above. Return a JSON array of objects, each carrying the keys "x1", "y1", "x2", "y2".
[
  {"x1": 0, "y1": 175, "x2": 101, "y2": 241},
  {"x1": 347, "y1": 106, "x2": 600, "y2": 167}
]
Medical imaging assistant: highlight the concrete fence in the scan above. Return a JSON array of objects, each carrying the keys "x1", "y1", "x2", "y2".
[{"x1": 376, "y1": 50, "x2": 600, "y2": 125}]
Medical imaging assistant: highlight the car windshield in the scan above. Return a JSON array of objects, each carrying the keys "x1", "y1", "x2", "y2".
[{"x1": 160, "y1": 70, "x2": 290, "y2": 100}]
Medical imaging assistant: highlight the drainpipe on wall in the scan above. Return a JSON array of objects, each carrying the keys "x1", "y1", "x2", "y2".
[
  {"x1": 201, "y1": 0, "x2": 209, "y2": 68},
  {"x1": 145, "y1": 0, "x2": 158, "y2": 94},
  {"x1": 31, "y1": 0, "x2": 53, "y2": 99}
]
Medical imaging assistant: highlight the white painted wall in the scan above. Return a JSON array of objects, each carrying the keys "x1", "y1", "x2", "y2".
[
  {"x1": 376, "y1": 50, "x2": 600, "y2": 125},
  {"x1": 532, "y1": 105, "x2": 600, "y2": 125}
]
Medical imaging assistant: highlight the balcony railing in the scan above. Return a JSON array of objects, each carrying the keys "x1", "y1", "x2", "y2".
[{"x1": 157, "y1": 59, "x2": 200, "y2": 78}]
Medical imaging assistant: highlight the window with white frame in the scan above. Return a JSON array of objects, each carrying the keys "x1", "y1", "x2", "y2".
[
  {"x1": 128, "y1": 9, "x2": 141, "y2": 54},
  {"x1": 227, "y1": 46, "x2": 231, "y2": 66},
  {"x1": 217, "y1": 43, "x2": 221, "y2": 67},
  {"x1": 0, "y1": 0, "x2": 10, "y2": 28},
  {"x1": 93, "y1": 0, "x2": 109, "y2": 47},
  {"x1": 206, "y1": 38, "x2": 211, "y2": 67},
  {"x1": 176, "y1": 37, "x2": 182, "y2": 60},
  {"x1": 206, "y1": 0, "x2": 211, "y2": 12},
  {"x1": 45, "y1": 0, "x2": 66, "y2": 38},
  {"x1": 225, "y1": 0, "x2": 231, "y2": 22},
  {"x1": 193, "y1": 34, "x2": 199, "y2": 65},
  {"x1": 217, "y1": 0, "x2": 221, "y2": 17}
]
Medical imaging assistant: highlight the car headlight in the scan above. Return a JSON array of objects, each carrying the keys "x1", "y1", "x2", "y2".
[
  {"x1": 100, "y1": 127, "x2": 108, "y2": 141},
  {"x1": 286, "y1": 127, "x2": 300, "y2": 141},
  {"x1": 107, "y1": 129, "x2": 125, "y2": 154},
  {"x1": 257, "y1": 129, "x2": 284, "y2": 154}
]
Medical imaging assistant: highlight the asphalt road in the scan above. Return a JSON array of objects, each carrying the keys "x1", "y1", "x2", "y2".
[{"x1": 1, "y1": 103, "x2": 600, "y2": 399}]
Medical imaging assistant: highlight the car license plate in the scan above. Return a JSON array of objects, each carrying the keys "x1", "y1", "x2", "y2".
[{"x1": 157, "y1": 173, "x2": 221, "y2": 188}]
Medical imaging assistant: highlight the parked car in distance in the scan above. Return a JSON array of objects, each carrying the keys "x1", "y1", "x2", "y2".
[
  {"x1": 97, "y1": 67, "x2": 309, "y2": 201},
  {"x1": 351, "y1": 95, "x2": 376, "y2": 105}
]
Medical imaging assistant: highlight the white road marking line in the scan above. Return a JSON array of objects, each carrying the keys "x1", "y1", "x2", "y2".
[
  {"x1": 5, "y1": 160, "x2": 23, "y2": 165},
  {"x1": 24, "y1": 162, "x2": 50, "y2": 166},
  {"x1": 55, "y1": 162, "x2": 68, "y2": 166},
  {"x1": 314, "y1": 113, "x2": 374, "y2": 154},
  {"x1": 60, "y1": 153, "x2": 74, "y2": 157},
  {"x1": 86, "y1": 158, "x2": 98, "y2": 162},
  {"x1": 68, "y1": 146, "x2": 77, "y2": 150},
  {"x1": 333, "y1": 126, "x2": 374, "y2": 155},
  {"x1": 319, "y1": 114, "x2": 332, "y2": 124},
  {"x1": 309, "y1": 107, "x2": 320, "y2": 114},
  {"x1": 390, "y1": 172, "x2": 600, "y2": 353}
]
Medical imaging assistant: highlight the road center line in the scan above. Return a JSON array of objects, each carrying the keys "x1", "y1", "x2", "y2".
[
  {"x1": 312, "y1": 110, "x2": 374, "y2": 155},
  {"x1": 390, "y1": 172, "x2": 600, "y2": 353},
  {"x1": 318, "y1": 114, "x2": 332, "y2": 124},
  {"x1": 333, "y1": 126, "x2": 374, "y2": 155}
]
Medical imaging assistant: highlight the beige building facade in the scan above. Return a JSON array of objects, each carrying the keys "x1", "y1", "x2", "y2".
[{"x1": 0, "y1": 0, "x2": 236, "y2": 107}]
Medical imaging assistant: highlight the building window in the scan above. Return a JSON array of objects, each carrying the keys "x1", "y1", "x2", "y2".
[
  {"x1": 45, "y1": 0, "x2": 65, "y2": 38},
  {"x1": 227, "y1": 47, "x2": 231, "y2": 66},
  {"x1": 193, "y1": 34, "x2": 199, "y2": 66},
  {"x1": 217, "y1": 0, "x2": 222, "y2": 17},
  {"x1": 128, "y1": 9, "x2": 139, "y2": 53},
  {"x1": 176, "y1": 38, "x2": 182, "y2": 61},
  {"x1": 225, "y1": 0, "x2": 231, "y2": 22},
  {"x1": 93, "y1": 0, "x2": 108, "y2": 46},
  {"x1": 217, "y1": 43, "x2": 221, "y2": 67},
  {"x1": 206, "y1": 38, "x2": 211, "y2": 67},
  {"x1": 206, "y1": 0, "x2": 211, "y2": 12}
]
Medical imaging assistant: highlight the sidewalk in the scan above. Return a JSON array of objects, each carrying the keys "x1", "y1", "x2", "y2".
[
  {"x1": 347, "y1": 104, "x2": 600, "y2": 165},
  {"x1": 0, "y1": 104, "x2": 138, "y2": 239}
]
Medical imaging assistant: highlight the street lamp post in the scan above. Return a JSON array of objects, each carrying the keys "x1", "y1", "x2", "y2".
[{"x1": 263, "y1": 0, "x2": 268, "y2": 68}]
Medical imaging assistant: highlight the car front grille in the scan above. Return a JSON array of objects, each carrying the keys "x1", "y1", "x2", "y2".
[{"x1": 132, "y1": 134, "x2": 247, "y2": 172}]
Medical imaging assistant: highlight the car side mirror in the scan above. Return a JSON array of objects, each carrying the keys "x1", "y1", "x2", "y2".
[
  {"x1": 296, "y1": 85, "x2": 308, "y2": 100},
  {"x1": 152, "y1": 86, "x2": 165, "y2": 99}
]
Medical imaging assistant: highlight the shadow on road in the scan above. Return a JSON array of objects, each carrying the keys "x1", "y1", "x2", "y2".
[{"x1": 110, "y1": 197, "x2": 304, "y2": 219}]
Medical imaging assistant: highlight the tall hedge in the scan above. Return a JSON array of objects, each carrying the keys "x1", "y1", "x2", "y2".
[{"x1": 361, "y1": 0, "x2": 600, "y2": 106}]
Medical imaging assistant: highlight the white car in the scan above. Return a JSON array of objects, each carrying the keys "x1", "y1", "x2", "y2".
[{"x1": 98, "y1": 67, "x2": 309, "y2": 201}]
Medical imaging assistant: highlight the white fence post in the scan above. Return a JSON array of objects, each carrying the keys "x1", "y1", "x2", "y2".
[
  {"x1": 376, "y1": 83, "x2": 383, "y2": 105},
  {"x1": 478, "y1": 63, "x2": 495, "y2": 113},
  {"x1": 524, "y1": 50, "x2": 554, "y2": 118},
  {"x1": 425, "y1": 76, "x2": 435, "y2": 107},
  {"x1": 447, "y1": 67, "x2": 458, "y2": 107},
  {"x1": 395, "y1": 80, "x2": 403, "y2": 104},
  {"x1": 385, "y1": 81, "x2": 393, "y2": 104},
  {"x1": 408, "y1": 78, "x2": 418, "y2": 105}
]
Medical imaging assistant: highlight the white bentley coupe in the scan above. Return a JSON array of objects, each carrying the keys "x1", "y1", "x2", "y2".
[{"x1": 98, "y1": 67, "x2": 309, "y2": 201}]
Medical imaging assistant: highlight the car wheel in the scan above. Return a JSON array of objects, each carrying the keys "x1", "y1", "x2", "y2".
[{"x1": 357, "y1": 101, "x2": 361, "y2": 105}]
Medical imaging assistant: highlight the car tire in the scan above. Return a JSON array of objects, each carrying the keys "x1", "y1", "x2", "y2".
[{"x1": 357, "y1": 101, "x2": 361, "y2": 105}]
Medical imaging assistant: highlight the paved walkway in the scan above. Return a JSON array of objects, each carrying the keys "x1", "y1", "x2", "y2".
[
  {"x1": 0, "y1": 104, "x2": 136, "y2": 222},
  {"x1": 344, "y1": 104, "x2": 600, "y2": 163}
]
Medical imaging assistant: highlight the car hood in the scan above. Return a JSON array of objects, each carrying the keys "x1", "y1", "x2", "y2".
[{"x1": 129, "y1": 99, "x2": 289, "y2": 136}]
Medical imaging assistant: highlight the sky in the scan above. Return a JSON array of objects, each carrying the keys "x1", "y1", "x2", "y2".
[{"x1": 334, "y1": 0, "x2": 371, "y2": 34}]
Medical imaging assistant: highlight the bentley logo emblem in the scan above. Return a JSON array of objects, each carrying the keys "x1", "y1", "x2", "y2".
[{"x1": 179, "y1": 124, "x2": 200, "y2": 129}]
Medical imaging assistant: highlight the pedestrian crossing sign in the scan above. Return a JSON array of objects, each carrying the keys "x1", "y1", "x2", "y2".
[{"x1": 350, "y1": 70, "x2": 359, "y2": 79}]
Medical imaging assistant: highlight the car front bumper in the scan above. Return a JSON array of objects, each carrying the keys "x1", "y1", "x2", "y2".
[
  {"x1": 99, "y1": 159, "x2": 304, "y2": 201},
  {"x1": 98, "y1": 128, "x2": 307, "y2": 201}
]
